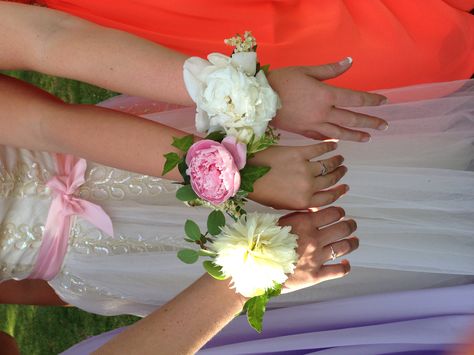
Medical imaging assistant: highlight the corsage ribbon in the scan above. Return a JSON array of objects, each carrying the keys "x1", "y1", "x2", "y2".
[{"x1": 28, "y1": 154, "x2": 114, "y2": 281}]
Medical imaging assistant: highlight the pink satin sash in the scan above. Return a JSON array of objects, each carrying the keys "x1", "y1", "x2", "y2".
[{"x1": 28, "y1": 154, "x2": 114, "y2": 281}]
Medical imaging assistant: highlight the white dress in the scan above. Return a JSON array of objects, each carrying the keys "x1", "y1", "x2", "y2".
[{"x1": 0, "y1": 80, "x2": 473, "y2": 317}]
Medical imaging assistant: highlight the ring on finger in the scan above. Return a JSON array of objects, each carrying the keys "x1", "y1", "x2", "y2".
[
  {"x1": 318, "y1": 161, "x2": 328, "y2": 176},
  {"x1": 330, "y1": 245, "x2": 337, "y2": 261}
]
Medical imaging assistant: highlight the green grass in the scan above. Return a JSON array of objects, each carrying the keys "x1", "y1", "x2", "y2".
[{"x1": 0, "y1": 71, "x2": 139, "y2": 354}]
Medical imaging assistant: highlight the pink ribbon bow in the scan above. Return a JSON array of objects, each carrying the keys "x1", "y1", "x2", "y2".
[{"x1": 29, "y1": 154, "x2": 114, "y2": 281}]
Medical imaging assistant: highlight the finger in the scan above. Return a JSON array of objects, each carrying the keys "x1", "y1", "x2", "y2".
[
  {"x1": 309, "y1": 206, "x2": 345, "y2": 228},
  {"x1": 315, "y1": 260, "x2": 351, "y2": 282},
  {"x1": 299, "y1": 142, "x2": 338, "y2": 160},
  {"x1": 303, "y1": 57, "x2": 353, "y2": 80},
  {"x1": 314, "y1": 166, "x2": 347, "y2": 191},
  {"x1": 310, "y1": 184, "x2": 349, "y2": 207},
  {"x1": 300, "y1": 130, "x2": 332, "y2": 141},
  {"x1": 309, "y1": 155, "x2": 344, "y2": 176},
  {"x1": 319, "y1": 220, "x2": 357, "y2": 246},
  {"x1": 313, "y1": 123, "x2": 371, "y2": 142},
  {"x1": 324, "y1": 237, "x2": 359, "y2": 263},
  {"x1": 332, "y1": 86, "x2": 387, "y2": 107},
  {"x1": 329, "y1": 108, "x2": 388, "y2": 131}
]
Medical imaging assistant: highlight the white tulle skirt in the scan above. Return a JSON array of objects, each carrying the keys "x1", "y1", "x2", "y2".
[{"x1": 49, "y1": 80, "x2": 474, "y2": 317}]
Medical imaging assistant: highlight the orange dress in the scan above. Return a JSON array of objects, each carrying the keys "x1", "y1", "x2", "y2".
[{"x1": 32, "y1": 0, "x2": 474, "y2": 90}]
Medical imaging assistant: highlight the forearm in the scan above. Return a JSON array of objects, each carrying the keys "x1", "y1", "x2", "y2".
[
  {"x1": 0, "y1": 280, "x2": 66, "y2": 306},
  {"x1": 0, "y1": 73, "x2": 187, "y2": 181},
  {"x1": 95, "y1": 274, "x2": 246, "y2": 355},
  {"x1": 45, "y1": 102, "x2": 189, "y2": 181},
  {"x1": 0, "y1": 2, "x2": 193, "y2": 106}
]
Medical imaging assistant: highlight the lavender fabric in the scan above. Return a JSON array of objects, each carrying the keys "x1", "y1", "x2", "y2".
[{"x1": 61, "y1": 284, "x2": 474, "y2": 354}]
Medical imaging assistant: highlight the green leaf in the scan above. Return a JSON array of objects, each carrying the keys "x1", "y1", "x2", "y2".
[
  {"x1": 177, "y1": 159, "x2": 190, "y2": 185},
  {"x1": 184, "y1": 220, "x2": 201, "y2": 241},
  {"x1": 205, "y1": 131, "x2": 226, "y2": 142},
  {"x1": 244, "y1": 295, "x2": 268, "y2": 333},
  {"x1": 267, "y1": 284, "x2": 282, "y2": 298},
  {"x1": 260, "y1": 64, "x2": 270, "y2": 74},
  {"x1": 207, "y1": 210, "x2": 226, "y2": 236},
  {"x1": 203, "y1": 260, "x2": 227, "y2": 280},
  {"x1": 172, "y1": 135, "x2": 194, "y2": 152},
  {"x1": 198, "y1": 249, "x2": 217, "y2": 257},
  {"x1": 176, "y1": 185, "x2": 199, "y2": 201},
  {"x1": 162, "y1": 152, "x2": 181, "y2": 175},
  {"x1": 177, "y1": 249, "x2": 199, "y2": 264},
  {"x1": 240, "y1": 165, "x2": 271, "y2": 192}
]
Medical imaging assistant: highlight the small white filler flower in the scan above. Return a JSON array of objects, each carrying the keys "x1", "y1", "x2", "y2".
[{"x1": 209, "y1": 213, "x2": 298, "y2": 298}]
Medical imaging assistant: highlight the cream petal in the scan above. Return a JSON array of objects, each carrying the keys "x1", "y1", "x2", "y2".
[{"x1": 231, "y1": 52, "x2": 257, "y2": 76}]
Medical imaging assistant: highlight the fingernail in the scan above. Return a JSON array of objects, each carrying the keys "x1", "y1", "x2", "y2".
[
  {"x1": 345, "y1": 185, "x2": 350, "y2": 192},
  {"x1": 338, "y1": 56, "x2": 353, "y2": 66},
  {"x1": 378, "y1": 122, "x2": 389, "y2": 131},
  {"x1": 342, "y1": 259, "x2": 351, "y2": 274},
  {"x1": 361, "y1": 135, "x2": 371, "y2": 142}
]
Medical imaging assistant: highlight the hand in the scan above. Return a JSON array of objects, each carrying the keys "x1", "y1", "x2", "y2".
[
  {"x1": 248, "y1": 141, "x2": 348, "y2": 209},
  {"x1": 267, "y1": 58, "x2": 388, "y2": 142},
  {"x1": 278, "y1": 207, "x2": 359, "y2": 293}
]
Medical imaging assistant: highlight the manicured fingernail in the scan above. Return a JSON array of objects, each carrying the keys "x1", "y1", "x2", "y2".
[
  {"x1": 361, "y1": 135, "x2": 371, "y2": 142},
  {"x1": 338, "y1": 56, "x2": 353, "y2": 66},
  {"x1": 378, "y1": 122, "x2": 389, "y2": 131}
]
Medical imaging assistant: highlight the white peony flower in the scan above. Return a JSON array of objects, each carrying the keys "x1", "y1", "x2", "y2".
[
  {"x1": 209, "y1": 213, "x2": 298, "y2": 298},
  {"x1": 183, "y1": 53, "x2": 281, "y2": 144}
]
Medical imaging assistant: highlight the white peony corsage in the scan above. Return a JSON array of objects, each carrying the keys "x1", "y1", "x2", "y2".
[{"x1": 183, "y1": 32, "x2": 281, "y2": 144}]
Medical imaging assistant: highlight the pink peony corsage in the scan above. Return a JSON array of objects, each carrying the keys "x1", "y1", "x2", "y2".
[{"x1": 186, "y1": 137, "x2": 247, "y2": 205}]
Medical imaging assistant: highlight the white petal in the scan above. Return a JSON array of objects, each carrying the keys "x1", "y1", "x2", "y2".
[
  {"x1": 208, "y1": 53, "x2": 231, "y2": 67},
  {"x1": 195, "y1": 108, "x2": 210, "y2": 132},
  {"x1": 231, "y1": 52, "x2": 257, "y2": 76},
  {"x1": 183, "y1": 57, "x2": 210, "y2": 102}
]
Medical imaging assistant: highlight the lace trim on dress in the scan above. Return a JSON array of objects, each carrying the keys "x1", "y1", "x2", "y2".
[
  {"x1": 78, "y1": 165, "x2": 178, "y2": 201},
  {"x1": 0, "y1": 222, "x2": 44, "y2": 279},
  {"x1": 0, "y1": 161, "x2": 51, "y2": 199},
  {"x1": 69, "y1": 222, "x2": 185, "y2": 256}
]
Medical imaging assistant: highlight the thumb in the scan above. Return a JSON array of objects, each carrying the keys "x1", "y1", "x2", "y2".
[{"x1": 304, "y1": 57, "x2": 353, "y2": 80}]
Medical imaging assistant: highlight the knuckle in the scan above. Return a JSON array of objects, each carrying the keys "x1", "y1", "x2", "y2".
[{"x1": 322, "y1": 89, "x2": 337, "y2": 104}]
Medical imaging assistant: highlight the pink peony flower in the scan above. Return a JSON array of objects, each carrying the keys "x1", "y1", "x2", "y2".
[{"x1": 186, "y1": 137, "x2": 246, "y2": 205}]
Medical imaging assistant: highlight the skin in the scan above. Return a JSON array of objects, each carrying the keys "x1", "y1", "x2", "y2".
[
  {"x1": 0, "y1": 73, "x2": 345, "y2": 208},
  {"x1": 0, "y1": 1, "x2": 387, "y2": 143},
  {"x1": 95, "y1": 208, "x2": 358, "y2": 355}
]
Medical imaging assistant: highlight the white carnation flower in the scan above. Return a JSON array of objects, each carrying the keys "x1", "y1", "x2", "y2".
[
  {"x1": 209, "y1": 213, "x2": 298, "y2": 298},
  {"x1": 183, "y1": 53, "x2": 281, "y2": 144}
]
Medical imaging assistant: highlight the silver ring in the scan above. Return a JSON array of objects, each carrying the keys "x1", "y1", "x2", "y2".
[
  {"x1": 330, "y1": 245, "x2": 337, "y2": 261},
  {"x1": 319, "y1": 161, "x2": 328, "y2": 176}
]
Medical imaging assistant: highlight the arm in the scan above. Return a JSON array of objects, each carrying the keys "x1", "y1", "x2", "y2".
[
  {"x1": 0, "y1": 73, "x2": 186, "y2": 181},
  {"x1": 96, "y1": 274, "x2": 247, "y2": 355},
  {"x1": 0, "y1": 2, "x2": 387, "y2": 142},
  {"x1": 95, "y1": 207, "x2": 358, "y2": 355},
  {"x1": 0, "y1": 1, "x2": 192, "y2": 106},
  {"x1": 0, "y1": 279, "x2": 66, "y2": 306},
  {"x1": 0, "y1": 73, "x2": 347, "y2": 208}
]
